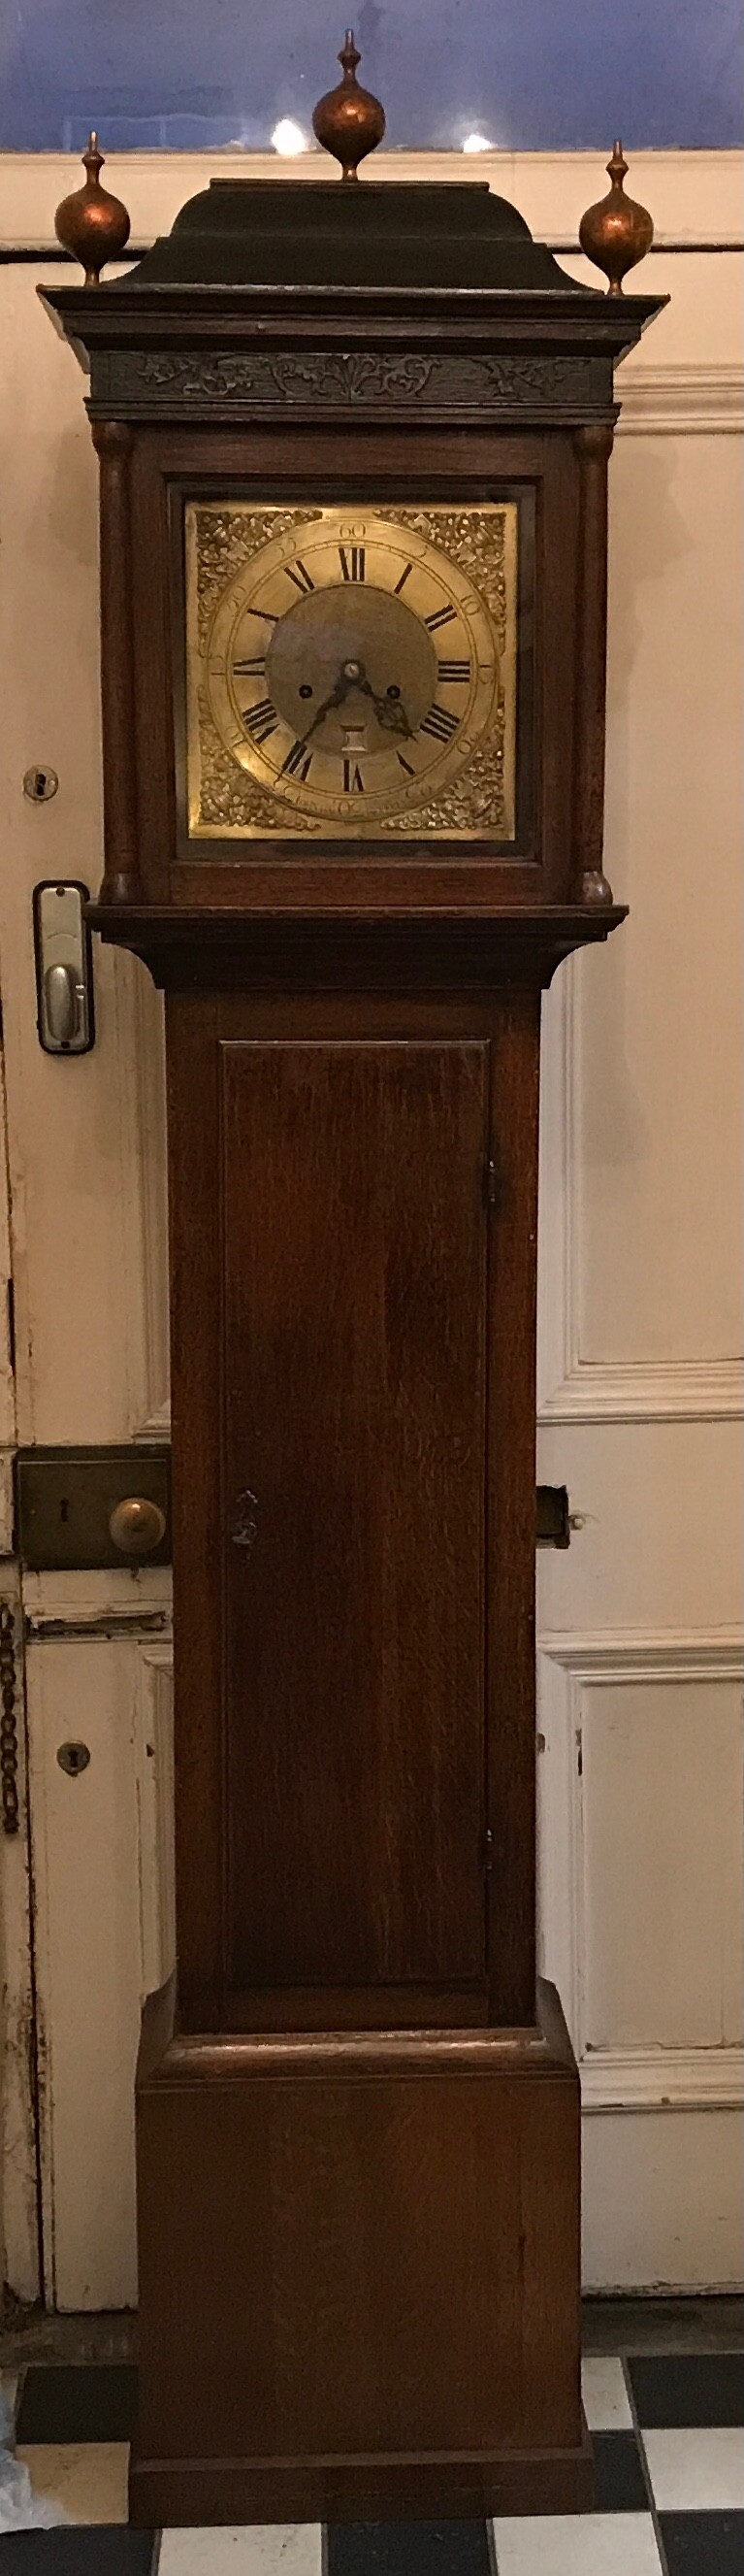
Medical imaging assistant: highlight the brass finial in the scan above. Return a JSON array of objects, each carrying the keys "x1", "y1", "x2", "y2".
[
  {"x1": 312, "y1": 29, "x2": 386, "y2": 181},
  {"x1": 54, "y1": 131, "x2": 131, "y2": 285},
  {"x1": 579, "y1": 143, "x2": 653, "y2": 296}
]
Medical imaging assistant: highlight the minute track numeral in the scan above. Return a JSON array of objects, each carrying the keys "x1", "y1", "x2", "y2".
[
  {"x1": 243, "y1": 695, "x2": 278, "y2": 744},
  {"x1": 424, "y1": 604, "x2": 456, "y2": 632},
  {"x1": 284, "y1": 559, "x2": 315, "y2": 596},
  {"x1": 342, "y1": 758, "x2": 365, "y2": 793},
  {"x1": 419, "y1": 703, "x2": 459, "y2": 744},
  {"x1": 281, "y1": 739, "x2": 313, "y2": 780},
  {"x1": 437, "y1": 658, "x2": 470, "y2": 683},
  {"x1": 339, "y1": 544, "x2": 366, "y2": 581}
]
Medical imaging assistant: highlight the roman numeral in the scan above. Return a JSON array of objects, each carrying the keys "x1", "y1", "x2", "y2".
[
  {"x1": 284, "y1": 559, "x2": 314, "y2": 595},
  {"x1": 233, "y1": 656, "x2": 266, "y2": 677},
  {"x1": 397, "y1": 752, "x2": 416, "y2": 776},
  {"x1": 339, "y1": 545, "x2": 366, "y2": 581},
  {"x1": 424, "y1": 604, "x2": 456, "y2": 632},
  {"x1": 342, "y1": 758, "x2": 365, "y2": 793},
  {"x1": 244, "y1": 696, "x2": 278, "y2": 744},
  {"x1": 437, "y1": 658, "x2": 470, "y2": 683},
  {"x1": 393, "y1": 562, "x2": 412, "y2": 596},
  {"x1": 280, "y1": 739, "x2": 313, "y2": 781},
  {"x1": 419, "y1": 703, "x2": 459, "y2": 744}
]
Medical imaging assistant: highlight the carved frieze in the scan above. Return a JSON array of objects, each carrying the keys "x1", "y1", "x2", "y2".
[{"x1": 88, "y1": 345, "x2": 614, "y2": 421}]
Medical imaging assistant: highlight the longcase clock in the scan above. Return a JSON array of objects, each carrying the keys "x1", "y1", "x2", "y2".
[{"x1": 44, "y1": 54, "x2": 663, "y2": 2526}]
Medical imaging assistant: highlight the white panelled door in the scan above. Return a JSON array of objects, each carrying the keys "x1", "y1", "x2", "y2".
[
  {"x1": 0, "y1": 149, "x2": 742, "y2": 2307},
  {"x1": 0, "y1": 252, "x2": 172, "y2": 2309}
]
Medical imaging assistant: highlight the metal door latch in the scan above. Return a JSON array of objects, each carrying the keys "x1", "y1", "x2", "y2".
[
  {"x1": 33, "y1": 881, "x2": 95, "y2": 1055},
  {"x1": 535, "y1": 1486, "x2": 571, "y2": 1547},
  {"x1": 14, "y1": 1445, "x2": 171, "y2": 1570}
]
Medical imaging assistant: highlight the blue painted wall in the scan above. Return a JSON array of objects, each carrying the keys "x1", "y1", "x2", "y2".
[{"x1": 1, "y1": 0, "x2": 741, "y2": 151}]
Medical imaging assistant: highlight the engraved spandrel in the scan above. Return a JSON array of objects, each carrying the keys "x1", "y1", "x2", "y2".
[
  {"x1": 375, "y1": 507, "x2": 509, "y2": 661},
  {"x1": 194, "y1": 508, "x2": 324, "y2": 654}
]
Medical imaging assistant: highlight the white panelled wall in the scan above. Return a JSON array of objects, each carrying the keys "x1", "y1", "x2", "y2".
[
  {"x1": 0, "y1": 148, "x2": 741, "y2": 2305},
  {"x1": 536, "y1": 153, "x2": 743, "y2": 2286}
]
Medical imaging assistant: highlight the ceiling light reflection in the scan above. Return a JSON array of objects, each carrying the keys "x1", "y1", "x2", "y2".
[{"x1": 272, "y1": 118, "x2": 309, "y2": 155}]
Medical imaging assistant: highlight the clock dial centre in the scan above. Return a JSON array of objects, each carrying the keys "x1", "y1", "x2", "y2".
[{"x1": 264, "y1": 582, "x2": 435, "y2": 756}]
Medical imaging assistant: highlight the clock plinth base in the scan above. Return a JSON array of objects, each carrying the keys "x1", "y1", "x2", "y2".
[
  {"x1": 130, "y1": 2438, "x2": 593, "y2": 2528},
  {"x1": 130, "y1": 1980, "x2": 587, "y2": 2527}
]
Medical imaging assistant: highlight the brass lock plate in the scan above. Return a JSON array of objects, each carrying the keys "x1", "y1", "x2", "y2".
[
  {"x1": 15, "y1": 1445, "x2": 171, "y2": 1570},
  {"x1": 14, "y1": 1451, "x2": 564, "y2": 1570}
]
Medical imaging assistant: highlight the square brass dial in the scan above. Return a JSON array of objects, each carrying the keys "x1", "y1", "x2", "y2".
[{"x1": 184, "y1": 501, "x2": 519, "y2": 842}]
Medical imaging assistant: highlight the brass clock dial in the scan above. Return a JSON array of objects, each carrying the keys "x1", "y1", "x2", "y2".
[{"x1": 185, "y1": 502, "x2": 518, "y2": 840}]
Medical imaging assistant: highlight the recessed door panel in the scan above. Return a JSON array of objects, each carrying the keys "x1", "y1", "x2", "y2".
[{"x1": 221, "y1": 1038, "x2": 489, "y2": 1994}]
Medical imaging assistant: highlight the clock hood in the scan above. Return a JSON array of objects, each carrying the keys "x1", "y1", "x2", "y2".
[
  {"x1": 40, "y1": 167, "x2": 666, "y2": 418},
  {"x1": 111, "y1": 175, "x2": 588, "y2": 298}
]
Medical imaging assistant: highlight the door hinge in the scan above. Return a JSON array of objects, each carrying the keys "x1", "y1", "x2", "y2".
[
  {"x1": 485, "y1": 1156, "x2": 498, "y2": 1208},
  {"x1": 483, "y1": 1827, "x2": 494, "y2": 1874},
  {"x1": 0, "y1": 1602, "x2": 20, "y2": 1836}
]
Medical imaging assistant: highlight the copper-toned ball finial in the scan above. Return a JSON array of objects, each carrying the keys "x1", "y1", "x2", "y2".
[
  {"x1": 312, "y1": 28, "x2": 386, "y2": 180},
  {"x1": 579, "y1": 142, "x2": 653, "y2": 296},
  {"x1": 54, "y1": 131, "x2": 131, "y2": 285}
]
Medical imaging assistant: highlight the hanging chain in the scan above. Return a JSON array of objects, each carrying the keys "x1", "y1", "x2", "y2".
[{"x1": 0, "y1": 1600, "x2": 20, "y2": 1836}]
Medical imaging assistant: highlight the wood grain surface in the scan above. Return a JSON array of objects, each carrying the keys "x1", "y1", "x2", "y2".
[
  {"x1": 221, "y1": 1037, "x2": 489, "y2": 1992},
  {"x1": 133, "y1": 1984, "x2": 584, "y2": 2522}
]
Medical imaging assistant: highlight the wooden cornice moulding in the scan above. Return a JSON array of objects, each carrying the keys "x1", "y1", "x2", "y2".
[
  {"x1": 41, "y1": 282, "x2": 657, "y2": 432},
  {"x1": 86, "y1": 903, "x2": 629, "y2": 992},
  {"x1": 140, "y1": 1973, "x2": 577, "y2": 2086}
]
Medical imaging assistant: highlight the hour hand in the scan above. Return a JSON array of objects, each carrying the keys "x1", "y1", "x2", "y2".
[
  {"x1": 373, "y1": 692, "x2": 413, "y2": 739},
  {"x1": 361, "y1": 682, "x2": 412, "y2": 739},
  {"x1": 301, "y1": 671, "x2": 351, "y2": 743}
]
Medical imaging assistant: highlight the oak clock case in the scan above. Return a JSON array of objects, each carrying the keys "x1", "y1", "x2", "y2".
[{"x1": 42, "y1": 149, "x2": 663, "y2": 2529}]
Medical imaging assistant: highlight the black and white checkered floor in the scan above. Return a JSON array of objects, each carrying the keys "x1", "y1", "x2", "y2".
[{"x1": 1, "y1": 2348, "x2": 742, "y2": 2571}]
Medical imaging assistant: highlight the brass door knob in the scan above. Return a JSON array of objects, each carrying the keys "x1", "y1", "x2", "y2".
[{"x1": 109, "y1": 1495, "x2": 166, "y2": 1558}]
